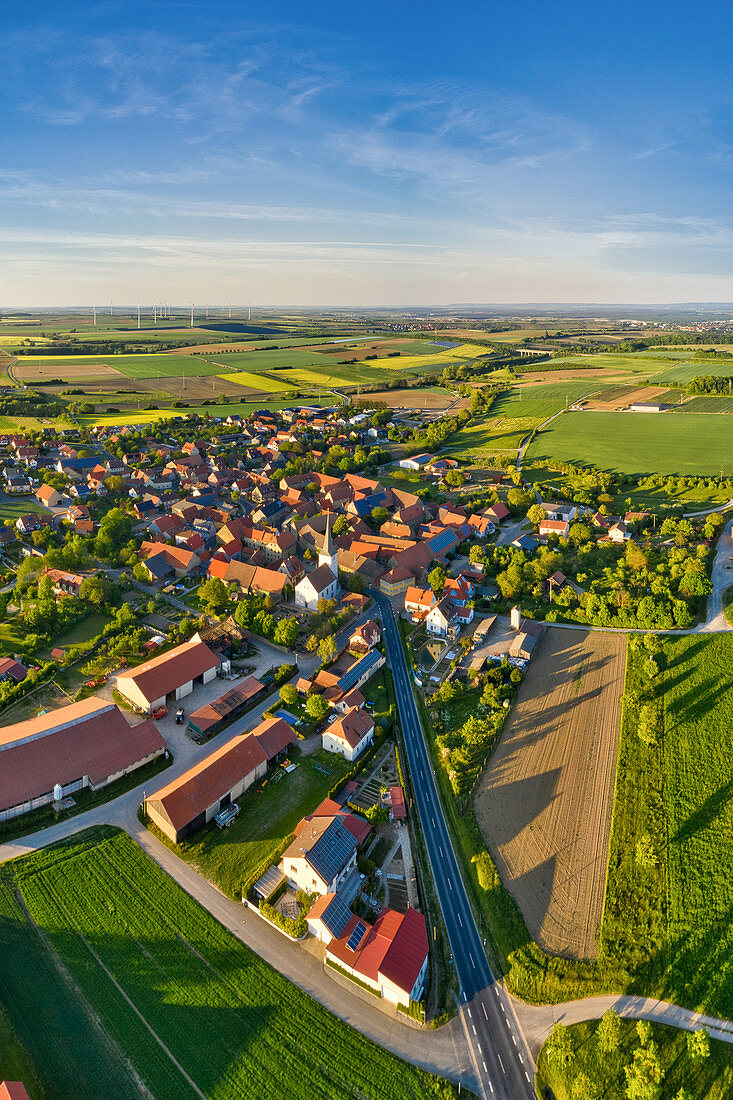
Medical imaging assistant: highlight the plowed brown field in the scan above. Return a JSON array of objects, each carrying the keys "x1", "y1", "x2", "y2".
[{"x1": 474, "y1": 628, "x2": 625, "y2": 959}]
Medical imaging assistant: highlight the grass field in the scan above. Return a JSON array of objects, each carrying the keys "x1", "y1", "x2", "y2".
[
  {"x1": 0, "y1": 828, "x2": 455, "y2": 1100},
  {"x1": 536, "y1": 1018, "x2": 733, "y2": 1099},
  {"x1": 448, "y1": 410, "x2": 541, "y2": 455},
  {"x1": 524, "y1": 462, "x2": 731, "y2": 513},
  {"x1": 492, "y1": 381, "x2": 604, "y2": 419},
  {"x1": 527, "y1": 411, "x2": 733, "y2": 476}
]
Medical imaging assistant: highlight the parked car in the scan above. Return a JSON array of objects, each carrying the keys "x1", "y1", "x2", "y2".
[{"x1": 151, "y1": 705, "x2": 168, "y2": 720}]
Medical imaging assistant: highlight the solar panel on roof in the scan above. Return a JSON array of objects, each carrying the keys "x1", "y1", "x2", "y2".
[
  {"x1": 336, "y1": 649, "x2": 380, "y2": 695},
  {"x1": 322, "y1": 894, "x2": 352, "y2": 938},
  {"x1": 347, "y1": 920, "x2": 367, "y2": 951}
]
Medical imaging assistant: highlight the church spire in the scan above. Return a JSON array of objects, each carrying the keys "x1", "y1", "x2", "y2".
[{"x1": 319, "y1": 511, "x2": 338, "y2": 573}]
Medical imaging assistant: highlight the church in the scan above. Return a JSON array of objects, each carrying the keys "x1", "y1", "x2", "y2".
[{"x1": 294, "y1": 514, "x2": 340, "y2": 611}]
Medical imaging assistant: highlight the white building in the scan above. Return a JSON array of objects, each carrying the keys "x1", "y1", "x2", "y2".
[
  {"x1": 280, "y1": 816, "x2": 358, "y2": 896},
  {"x1": 295, "y1": 514, "x2": 340, "y2": 610},
  {"x1": 322, "y1": 706, "x2": 375, "y2": 762}
]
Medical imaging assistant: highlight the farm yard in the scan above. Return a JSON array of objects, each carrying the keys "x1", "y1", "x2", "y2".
[
  {"x1": 526, "y1": 410, "x2": 733, "y2": 476},
  {"x1": 474, "y1": 629, "x2": 626, "y2": 960},
  {"x1": 0, "y1": 828, "x2": 457, "y2": 1100}
]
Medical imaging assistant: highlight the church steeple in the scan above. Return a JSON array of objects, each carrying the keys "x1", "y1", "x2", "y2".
[{"x1": 319, "y1": 512, "x2": 338, "y2": 573}]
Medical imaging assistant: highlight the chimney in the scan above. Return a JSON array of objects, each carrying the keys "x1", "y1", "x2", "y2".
[{"x1": 510, "y1": 606, "x2": 521, "y2": 632}]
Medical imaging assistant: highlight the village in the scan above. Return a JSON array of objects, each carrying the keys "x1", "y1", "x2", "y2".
[{"x1": 0, "y1": 393, "x2": 723, "y2": 1032}]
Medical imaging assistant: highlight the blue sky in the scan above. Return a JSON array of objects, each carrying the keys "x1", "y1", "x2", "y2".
[{"x1": 3, "y1": 0, "x2": 733, "y2": 306}]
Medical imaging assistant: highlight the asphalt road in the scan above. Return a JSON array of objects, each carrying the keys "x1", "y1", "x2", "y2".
[{"x1": 373, "y1": 590, "x2": 535, "y2": 1100}]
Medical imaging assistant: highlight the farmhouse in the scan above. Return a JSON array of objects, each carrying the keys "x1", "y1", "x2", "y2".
[
  {"x1": 322, "y1": 706, "x2": 375, "y2": 762},
  {"x1": 281, "y1": 815, "x2": 358, "y2": 896},
  {"x1": 115, "y1": 639, "x2": 223, "y2": 713},
  {"x1": 0, "y1": 697, "x2": 166, "y2": 824},
  {"x1": 322, "y1": 906, "x2": 429, "y2": 1009},
  {"x1": 538, "y1": 518, "x2": 570, "y2": 539},
  {"x1": 146, "y1": 716, "x2": 293, "y2": 843}
]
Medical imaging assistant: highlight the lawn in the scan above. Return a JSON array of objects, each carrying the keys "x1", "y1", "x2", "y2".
[
  {"x1": 0, "y1": 827, "x2": 456, "y2": 1100},
  {"x1": 164, "y1": 748, "x2": 352, "y2": 898},
  {"x1": 527, "y1": 410, "x2": 733, "y2": 476},
  {"x1": 0, "y1": 493, "x2": 45, "y2": 522},
  {"x1": 37, "y1": 611, "x2": 112, "y2": 658},
  {"x1": 537, "y1": 1018, "x2": 733, "y2": 1099}
]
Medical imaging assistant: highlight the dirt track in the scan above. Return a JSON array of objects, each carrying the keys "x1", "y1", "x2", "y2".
[{"x1": 474, "y1": 629, "x2": 625, "y2": 959}]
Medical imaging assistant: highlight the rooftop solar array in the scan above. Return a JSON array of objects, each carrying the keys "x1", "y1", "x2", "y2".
[
  {"x1": 347, "y1": 920, "x2": 367, "y2": 952},
  {"x1": 307, "y1": 819, "x2": 356, "y2": 884},
  {"x1": 322, "y1": 894, "x2": 352, "y2": 938},
  {"x1": 336, "y1": 649, "x2": 381, "y2": 695}
]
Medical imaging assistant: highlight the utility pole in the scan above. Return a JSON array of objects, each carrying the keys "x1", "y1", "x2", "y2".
[{"x1": 137, "y1": 302, "x2": 141, "y2": 330}]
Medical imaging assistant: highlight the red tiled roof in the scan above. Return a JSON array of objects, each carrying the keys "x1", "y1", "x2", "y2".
[
  {"x1": 147, "y1": 732, "x2": 267, "y2": 831},
  {"x1": 116, "y1": 640, "x2": 220, "y2": 705},
  {"x1": 252, "y1": 716, "x2": 294, "y2": 761},
  {"x1": 0, "y1": 699, "x2": 165, "y2": 813},
  {"x1": 188, "y1": 676, "x2": 264, "y2": 732},
  {"x1": 0, "y1": 1084, "x2": 31, "y2": 1100}
]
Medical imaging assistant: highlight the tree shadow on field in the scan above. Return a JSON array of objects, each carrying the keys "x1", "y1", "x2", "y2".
[
  {"x1": 657, "y1": 904, "x2": 733, "y2": 1018},
  {"x1": 477, "y1": 768, "x2": 562, "y2": 851},
  {"x1": 664, "y1": 636, "x2": 706, "y2": 672},
  {"x1": 670, "y1": 775, "x2": 733, "y2": 846},
  {"x1": 503, "y1": 856, "x2": 558, "y2": 953},
  {"x1": 665, "y1": 674, "x2": 732, "y2": 727}
]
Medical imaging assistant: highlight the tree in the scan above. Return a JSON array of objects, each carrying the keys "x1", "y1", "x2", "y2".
[
  {"x1": 79, "y1": 574, "x2": 118, "y2": 611},
  {"x1": 332, "y1": 514, "x2": 350, "y2": 537},
  {"x1": 279, "y1": 683, "x2": 298, "y2": 707},
  {"x1": 197, "y1": 576, "x2": 229, "y2": 614},
  {"x1": 318, "y1": 635, "x2": 336, "y2": 663},
  {"x1": 636, "y1": 1020, "x2": 653, "y2": 1046},
  {"x1": 687, "y1": 1027, "x2": 710, "y2": 1060},
  {"x1": 527, "y1": 504, "x2": 545, "y2": 527},
  {"x1": 428, "y1": 565, "x2": 447, "y2": 595},
  {"x1": 544, "y1": 1024, "x2": 574, "y2": 1068},
  {"x1": 444, "y1": 469, "x2": 466, "y2": 487},
  {"x1": 624, "y1": 1039, "x2": 662, "y2": 1100},
  {"x1": 365, "y1": 804, "x2": 388, "y2": 825},
  {"x1": 305, "y1": 693, "x2": 330, "y2": 721},
  {"x1": 273, "y1": 618, "x2": 298, "y2": 647},
  {"x1": 571, "y1": 1073, "x2": 599, "y2": 1100},
  {"x1": 597, "y1": 1008, "x2": 622, "y2": 1053}
]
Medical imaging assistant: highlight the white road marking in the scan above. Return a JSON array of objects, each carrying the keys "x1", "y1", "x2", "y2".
[
  {"x1": 482, "y1": 1060, "x2": 487, "y2": 1073},
  {"x1": 448, "y1": 880, "x2": 453, "y2": 891},
  {"x1": 457, "y1": 913, "x2": 463, "y2": 927},
  {"x1": 525, "y1": 1071, "x2": 531, "y2": 1082},
  {"x1": 469, "y1": 952, "x2": 475, "y2": 966},
  {"x1": 512, "y1": 1035, "x2": 517, "y2": 1046},
  {"x1": 497, "y1": 1054, "x2": 505, "y2": 1074},
  {"x1": 439, "y1": 846, "x2": 444, "y2": 857},
  {"x1": 519, "y1": 1054, "x2": 523, "y2": 1064},
  {"x1": 472, "y1": 1025, "x2": 477, "y2": 1035},
  {"x1": 482, "y1": 1004, "x2": 488, "y2": 1019},
  {"x1": 488, "y1": 1082, "x2": 494, "y2": 1094},
  {"x1": 467, "y1": 1009, "x2": 472, "y2": 1018}
]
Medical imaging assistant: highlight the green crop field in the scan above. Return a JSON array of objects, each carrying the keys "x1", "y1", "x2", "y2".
[
  {"x1": 674, "y1": 395, "x2": 733, "y2": 413},
  {"x1": 527, "y1": 410, "x2": 733, "y2": 476},
  {"x1": 656, "y1": 360, "x2": 733, "y2": 384},
  {"x1": 0, "y1": 828, "x2": 456, "y2": 1100},
  {"x1": 78, "y1": 396, "x2": 336, "y2": 427},
  {"x1": 218, "y1": 371, "x2": 298, "y2": 393}
]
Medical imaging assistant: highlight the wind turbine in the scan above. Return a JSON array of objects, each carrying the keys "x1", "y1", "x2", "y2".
[
  {"x1": 137, "y1": 302, "x2": 141, "y2": 330},
  {"x1": 92, "y1": 301, "x2": 97, "y2": 325},
  {"x1": 190, "y1": 302, "x2": 194, "y2": 327}
]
